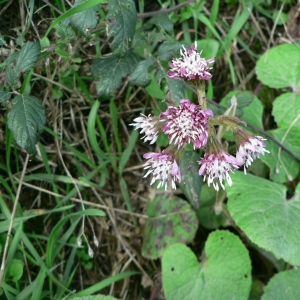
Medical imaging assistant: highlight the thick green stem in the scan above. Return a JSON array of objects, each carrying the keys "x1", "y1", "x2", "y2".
[{"x1": 196, "y1": 81, "x2": 206, "y2": 109}]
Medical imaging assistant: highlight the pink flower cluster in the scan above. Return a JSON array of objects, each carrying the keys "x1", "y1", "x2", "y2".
[{"x1": 131, "y1": 43, "x2": 269, "y2": 191}]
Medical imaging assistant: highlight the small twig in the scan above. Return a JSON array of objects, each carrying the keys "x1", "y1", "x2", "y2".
[
  {"x1": 0, "y1": 154, "x2": 30, "y2": 287},
  {"x1": 0, "y1": 0, "x2": 13, "y2": 16},
  {"x1": 137, "y1": 0, "x2": 195, "y2": 19},
  {"x1": 42, "y1": 0, "x2": 63, "y2": 15}
]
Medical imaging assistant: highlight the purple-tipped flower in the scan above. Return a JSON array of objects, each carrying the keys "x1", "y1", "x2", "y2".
[
  {"x1": 234, "y1": 128, "x2": 270, "y2": 174},
  {"x1": 143, "y1": 150, "x2": 181, "y2": 190},
  {"x1": 160, "y1": 99, "x2": 213, "y2": 149},
  {"x1": 168, "y1": 42, "x2": 215, "y2": 81},
  {"x1": 130, "y1": 114, "x2": 160, "y2": 144},
  {"x1": 199, "y1": 150, "x2": 241, "y2": 192}
]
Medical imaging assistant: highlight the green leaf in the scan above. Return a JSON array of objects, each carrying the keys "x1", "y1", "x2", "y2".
[
  {"x1": 260, "y1": 128, "x2": 300, "y2": 183},
  {"x1": 164, "y1": 77, "x2": 185, "y2": 104},
  {"x1": 5, "y1": 65, "x2": 20, "y2": 88},
  {"x1": 145, "y1": 74, "x2": 165, "y2": 99},
  {"x1": 69, "y1": 0, "x2": 99, "y2": 35},
  {"x1": 261, "y1": 269, "x2": 300, "y2": 300},
  {"x1": 220, "y1": 90, "x2": 255, "y2": 110},
  {"x1": 15, "y1": 42, "x2": 41, "y2": 73},
  {"x1": 256, "y1": 43, "x2": 300, "y2": 90},
  {"x1": 142, "y1": 194, "x2": 198, "y2": 259},
  {"x1": 149, "y1": 14, "x2": 173, "y2": 33},
  {"x1": 7, "y1": 94, "x2": 46, "y2": 154},
  {"x1": 162, "y1": 230, "x2": 252, "y2": 300},
  {"x1": 178, "y1": 150, "x2": 202, "y2": 209},
  {"x1": 107, "y1": 0, "x2": 136, "y2": 55},
  {"x1": 196, "y1": 39, "x2": 219, "y2": 59},
  {"x1": 7, "y1": 259, "x2": 24, "y2": 283},
  {"x1": 158, "y1": 41, "x2": 186, "y2": 62},
  {"x1": 91, "y1": 51, "x2": 140, "y2": 99},
  {"x1": 272, "y1": 92, "x2": 300, "y2": 129},
  {"x1": 227, "y1": 172, "x2": 300, "y2": 265},
  {"x1": 129, "y1": 57, "x2": 154, "y2": 87},
  {"x1": 240, "y1": 96, "x2": 263, "y2": 129},
  {"x1": 0, "y1": 90, "x2": 11, "y2": 103},
  {"x1": 55, "y1": 24, "x2": 75, "y2": 39}
]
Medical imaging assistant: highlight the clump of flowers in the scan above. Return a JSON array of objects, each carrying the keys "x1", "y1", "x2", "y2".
[{"x1": 130, "y1": 42, "x2": 269, "y2": 191}]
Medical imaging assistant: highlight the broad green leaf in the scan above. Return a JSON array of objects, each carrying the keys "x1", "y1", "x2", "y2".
[
  {"x1": 220, "y1": 90, "x2": 255, "y2": 110},
  {"x1": 69, "y1": 0, "x2": 100, "y2": 35},
  {"x1": 158, "y1": 41, "x2": 186, "y2": 62},
  {"x1": 15, "y1": 42, "x2": 41, "y2": 73},
  {"x1": 5, "y1": 65, "x2": 20, "y2": 88},
  {"x1": 262, "y1": 269, "x2": 300, "y2": 300},
  {"x1": 149, "y1": 14, "x2": 173, "y2": 33},
  {"x1": 196, "y1": 39, "x2": 219, "y2": 59},
  {"x1": 91, "y1": 51, "x2": 140, "y2": 99},
  {"x1": 227, "y1": 172, "x2": 300, "y2": 265},
  {"x1": 55, "y1": 24, "x2": 75, "y2": 39},
  {"x1": 178, "y1": 150, "x2": 202, "y2": 209},
  {"x1": 272, "y1": 92, "x2": 300, "y2": 129},
  {"x1": 0, "y1": 90, "x2": 11, "y2": 103},
  {"x1": 142, "y1": 194, "x2": 198, "y2": 259},
  {"x1": 7, "y1": 94, "x2": 46, "y2": 154},
  {"x1": 164, "y1": 76, "x2": 185, "y2": 104},
  {"x1": 145, "y1": 74, "x2": 165, "y2": 99},
  {"x1": 129, "y1": 57, "x2": 154, "y2": 87},
  {"x1": 107, "y1": 0, "x2": 136, "y2": 55},
  {"x1": 256, "y1": 43, "x2": 300, "y2": 90},
  {"x1": 162, "y1": 231, "x2": 252, "y2": 300},
  {"x1": 240, "y1": 96, "x2": 263, "y2": 129},
  {"x1": 260, "y1": 128, "x2": 300, "y2": 183}
]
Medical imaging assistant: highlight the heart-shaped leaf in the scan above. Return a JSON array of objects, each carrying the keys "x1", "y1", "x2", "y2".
[
  {"x1": 227, "y1": 172, "x2": 300, "y2": 265},
  {"x1": 142, "y1": 194, "x2": 197, "y2": 259},
  {"x1": 256, "y1": 43, "x2": 300, "y2": 90},
  {"x1": 162, "y1": 230, "x2": 251, "y2": 300},
  {"x1": 262, "y1": 269, "x2": 300, "y2": 300},
  {"x1": 272, "y1": 92, "x2": 300, "y2": 129}
]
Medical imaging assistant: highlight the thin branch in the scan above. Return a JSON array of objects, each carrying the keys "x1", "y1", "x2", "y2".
[{"x1": 137, "y1": 0, "x2": 195, "y2": 19}]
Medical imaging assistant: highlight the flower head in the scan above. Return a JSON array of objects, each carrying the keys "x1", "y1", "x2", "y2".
[
  {"x1": 130, "y1": 114, "x2": 160, "y2": 144},
  {"x1": 168, "y1": 42, "x2": 215, "y2": 81},
  {"x1": 160, "y1": 99, "x2": 213, "y2": 149},
  {"x1": 143, "y1": 150, "x2": 181, "y2": 190},
  {"x1": 198, "y1": 141, "x2": 241, "y2": 191},
  {"x1": 234, "y1": 128, "x2": 270, "y2": 174}
]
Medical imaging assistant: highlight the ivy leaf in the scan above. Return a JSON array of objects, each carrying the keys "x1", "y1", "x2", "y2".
[
  {"x1": 129, "y1": 57, "x2": 154, "y2": 87},
  {"x1": 162, "y1": 231, "x2": 252, "y2": 300},
  {"x1": 227, "y1": 172, "x2": 300, "y2": 265},
  {"x1": 256, "y1": 43, "x2": 300, "y2": 90},
  {"x1": 262, "y1": 269, "x2": 300, "y2": 300},
  {"x1": 142, "y1": 194, "x2": 198, "y2": 259},
  {"x1": 0, "y1": 90, "x2": 11, "y2": 103},
  {"x1": 91, "y1": 51, "x2": 140, "y2": 99},
  {"x1": 69, "y1": 0, "x2": 99, "y2": 35},
  {"x1": 8, "y1": 94, "x2": 46, "y2": 154},
  {"x1": 107, "y1": 0, "x2": 136, "y2": 55},
  {"x1": 15, "y1": 41, "x2": 41, "y2": 73},
  {"x1": 178, "y1": 150, "x2": 202, "y2": 209}
]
